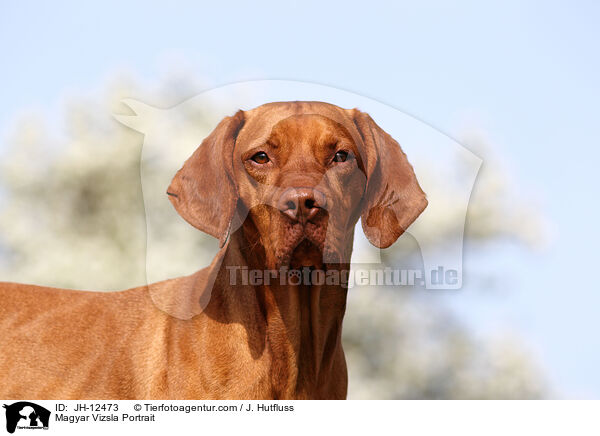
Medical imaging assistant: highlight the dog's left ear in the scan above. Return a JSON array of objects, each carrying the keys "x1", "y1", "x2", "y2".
[
  {"x1": 352, "y1": 109, "x2": 428, "y2": 248},
  {"x1": 167, "y1": 110, "x2": 245, "y2": 247}
]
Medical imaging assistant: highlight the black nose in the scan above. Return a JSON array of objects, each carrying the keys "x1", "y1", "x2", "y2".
[{"x1": 277, "y1": 187, "x2": 327, "y2": 224}]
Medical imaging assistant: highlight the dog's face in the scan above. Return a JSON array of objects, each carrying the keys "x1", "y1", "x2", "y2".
[
  {"x1": 233, "y1": 114, "x2": 366, "y2": 268},
  {"x1": 167, "y1": 101, "x2": 427, "y2": 269}
]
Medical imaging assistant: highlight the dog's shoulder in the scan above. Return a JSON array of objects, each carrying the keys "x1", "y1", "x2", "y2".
[{"x1": 146, "y1": 265, "x2": 215, "y2": 320}]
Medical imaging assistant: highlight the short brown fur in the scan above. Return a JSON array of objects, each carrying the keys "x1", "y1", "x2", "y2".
[{"x1": 0, "y1": 101, "x2": 427, "y2": 399}]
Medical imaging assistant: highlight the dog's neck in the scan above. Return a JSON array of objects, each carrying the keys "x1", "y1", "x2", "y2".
[{"x1": 213, "y1": 225, "x2": 352, "y2": 399}]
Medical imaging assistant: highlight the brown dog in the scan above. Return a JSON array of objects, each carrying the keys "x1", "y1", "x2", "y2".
[{"x1": 0, "y1": 101, "x2": 427, "y2": 399}]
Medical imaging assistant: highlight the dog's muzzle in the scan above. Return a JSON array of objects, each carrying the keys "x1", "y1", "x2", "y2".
[{"x1": 276, "y1": 187, "x2": 327, "y2": 225}]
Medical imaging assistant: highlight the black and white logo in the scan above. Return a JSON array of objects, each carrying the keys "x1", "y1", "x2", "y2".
[{"x1": 3, "y1": 402, "x2": 50, "y2": 434}]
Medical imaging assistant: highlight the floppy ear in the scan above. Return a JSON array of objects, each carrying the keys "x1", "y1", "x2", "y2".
[
  {"x1": 167, "y1": 110, "x2": 245, "y2": 247},
  {"x1": 352, "y1": 109, "x2": 428, "y2": 248}
]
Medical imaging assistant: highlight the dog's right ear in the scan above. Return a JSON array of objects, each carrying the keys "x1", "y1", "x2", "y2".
[
  {"x1": 167, "y1": 110, "x2": 245, "y2": 247},
  {"x1": 351, "y1": 109, "x2": 428, "y2": 249}
]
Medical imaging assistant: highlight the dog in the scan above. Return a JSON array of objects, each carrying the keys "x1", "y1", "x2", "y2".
[{"x1": 0, "y1": 101, "x2": 427, "y2": 399}]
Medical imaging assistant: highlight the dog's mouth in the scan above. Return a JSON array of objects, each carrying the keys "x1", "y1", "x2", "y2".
[
  {"x1": 274, "y1": 215, "x2": 328, "y2": 269},
  {"x1": 289, "y1": 239, "x2": 323, "y2": 269}
]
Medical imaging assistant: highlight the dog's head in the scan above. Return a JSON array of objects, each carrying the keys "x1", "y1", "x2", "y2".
[{"x1": 167, "y1": 101, "x2": 427, "y2": 269}]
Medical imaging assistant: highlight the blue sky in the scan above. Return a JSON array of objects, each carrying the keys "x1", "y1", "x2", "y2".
[{"x1": 1, "y1": 1, "x2": 599, "y2": 397}]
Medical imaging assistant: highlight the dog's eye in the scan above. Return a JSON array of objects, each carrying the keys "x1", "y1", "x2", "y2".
[
  {"x1": 250, "y1": 152, "x2": 270, "y2": 164},
  {"x1": 332, "y1": 150, "x2": 349, "y2": 163}
]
